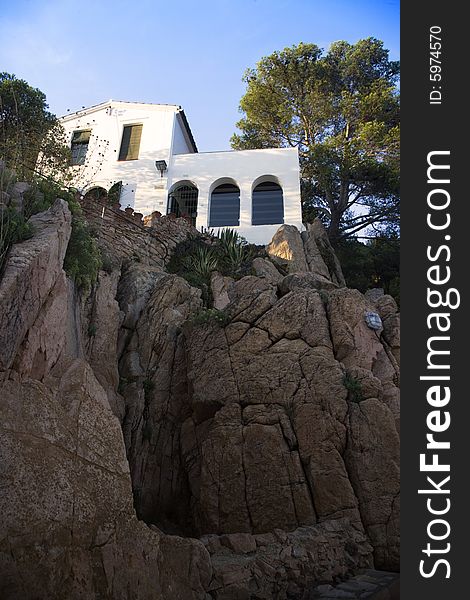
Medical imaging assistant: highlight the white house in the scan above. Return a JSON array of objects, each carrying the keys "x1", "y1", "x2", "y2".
[{"x1": 60, "y1": 100, "x2": 303, "y2": 244}]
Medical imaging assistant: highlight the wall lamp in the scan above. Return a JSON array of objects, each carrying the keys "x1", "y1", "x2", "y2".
[{"x1": 155, "y1": 160, "x2": 167, "y2": 177}]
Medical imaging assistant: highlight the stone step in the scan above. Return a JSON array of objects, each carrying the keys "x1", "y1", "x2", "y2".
[{"x1": 312, "y1": 569, "x2": 400, "y2": 599}]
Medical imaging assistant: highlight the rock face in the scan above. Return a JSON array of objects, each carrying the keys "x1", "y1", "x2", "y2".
[
  {"x1": 0, "y1": 204, "x2": 400, "y2": 599},
  {"x1": 0, "y1": 199, "x2": 72, "y2": 372},
  {"x1": 203, "y1": 520, "x2": 372, "y2": 599},
  {"x1": 0, "y1": 362, "x2": 211, "y2": 600},
  {"x1": 0, "y1": 201, "x2": 211, "y2": 599},
  {"x1": 119, "y1": 271, "x2": 202, "y2": 532},
  {"x1": 179, "y1": 285, "x2": 399, "y2": 570}
]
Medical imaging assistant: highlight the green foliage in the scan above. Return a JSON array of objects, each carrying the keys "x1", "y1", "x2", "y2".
[
  {"x1": 23, "y1": 177, "x2": 75, "y2": 219},
  {"x1": 35, "y1": 181, "x2": 102, "y2": 291},
  {"x1": 87, "y1": 323, "x2": 97, "y2": 337},
  {"x1": 64, "y1": 208, "x2": 101, "y2": 292},
  {"x1": 0, "y1": 71, "x2": 99, "y2": 290},
  {"x1": 0, "y1": 169, "x2": 69, "y2": 273},
  {"x1": 166, "y1": 235, "x2": 213, "y2": 305},
  {"x1": 188, "y1": 308, "x2": 231, "y2": 328},
  {"x1": 0, "y1": 72, "x2": 71, "y2": 181},
  {"x1": 0, "y1": 206, "x2": 34, "y2": 272},
  {"x1": 26, "y1": 179, "x2": 102, "y2": 292},
  {"x1": 217, "y1": 228, "x2": 252, "y2": 273},
  {"x1": 217, "y1": 227, "x2": 242, "y2": 248},
  {"x1": 335, "y1": 235, "x2": 399, "y2": 303},
  {"x1": 368, "y1": 235, "x2": 400, "y2": 302},
  {"x1": 167, "y1": 229, "x2": 257, "y2": 306},
  {"x1": 107, "y1": 181, "x2": 122, "y2": 206},
  {"x1": 231, "y1": 39, "x2": 400, "y2": 242},
  {"x1": 183, "y1": 245, "x2": 219, "y2": 280},
  {"x1": 388, "y1": 276, "x2": 400, "y2": 305},
  {"x1": 343, "y1": 372, "x2": 364, "y2": 403},
  {"x1": 336, "y1": 238, "x2": 376, "y2": 293},
  {"x1": 0, "y1": 167, "x2": 101, "y2": 290},
  {"x1": 101, "y1": 253, "x2": 114, "y2": 274}
]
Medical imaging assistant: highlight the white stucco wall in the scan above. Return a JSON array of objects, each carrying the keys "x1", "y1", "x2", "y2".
[
  {"x1": 169, "y1": 147, "x2": 303, "y2": 244},
  {"x1": 172, "y1": 114, "x2": 195, "y2": 155},
  {"x1": 60, "y1": 100, "x2": 178, "y2": 215}
]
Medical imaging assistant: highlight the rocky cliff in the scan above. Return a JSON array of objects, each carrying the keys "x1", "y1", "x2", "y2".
[{"x1": 0, "y1": 199, "x2": 400, "y2": 599}]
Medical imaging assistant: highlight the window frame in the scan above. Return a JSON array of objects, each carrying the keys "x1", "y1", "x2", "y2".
[
  {"x1": 70, "y1": 129, "x2": 91, "y2": 166},
  {"x1": 251, "y1": 180, "x2": 284, "y2": 226},
  {"x1": 209, "y1": 182, "x2": 241, "y2": 228},
  {"x1": 118, "y1": 123, "x2": 143, "y2": 161}
]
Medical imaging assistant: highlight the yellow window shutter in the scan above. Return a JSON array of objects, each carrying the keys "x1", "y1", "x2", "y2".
[
  {"x1": 119, "y1": 124, "x2": 142, "y2": 160},
  {"x1": 72, "y1": 129, "x2": 91, "y2": 143}
]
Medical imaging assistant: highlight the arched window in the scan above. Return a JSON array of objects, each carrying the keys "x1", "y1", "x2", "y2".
[
  {"x1": 83, "y1": 186, "x2": 108, "y2": 202},
  {"x1": 252, "y1": 181, "x2": 284, "y2": 225},
  {"x1": 167, "y1": 183, "x2": 198, "y2": 225},
  {"x1": 209, "y1": 183, "x2": 240, "y2": 227}
]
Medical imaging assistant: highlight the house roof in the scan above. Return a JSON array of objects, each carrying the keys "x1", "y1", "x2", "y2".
[
  {"x1": 60, "y1": 99, "x2": 197, "y2": 153},
  {"x1": 176, "y1": 109, "x2": 198, "y2": 153}
]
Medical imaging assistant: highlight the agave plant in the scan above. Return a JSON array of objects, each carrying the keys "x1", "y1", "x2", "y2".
[
  {"x1": 183, "y1": 245, "x2": 219, "y2": 280},
  {"x1": 199, "y1": 225, "x2": 216, "y2": 241},
  {"x1": 217, "y1": 227, "x2": 242, "y2": 249},
  {"x1": 217, "y1": 228, "x2": 250, "y2": 273}
]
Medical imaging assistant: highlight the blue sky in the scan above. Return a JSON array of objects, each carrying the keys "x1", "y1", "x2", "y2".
[{"x1": 0, "y1": 0, "x2": 399, "y2": 152}]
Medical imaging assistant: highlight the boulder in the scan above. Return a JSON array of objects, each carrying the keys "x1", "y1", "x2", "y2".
[
  {"x1": 382, "y1": 312, "x2": 400, "y2": 366},
  {"x1": 211, "y1": 271, "x2": 234, "y2": 310},
  {"x1": 345, "y1": 399, "x2": 400, "y2": 570},
  {"x1": 278, "y1": 272, "x2": 338, "y2": 296},
  {"x1": 219, "y1": 533, "x2": 257, "y2": 554},
  {"x1": 302, "y1": 219, "x2": 346, "y2": 286},
  {"x1": 117, "y1": 263, "x2": 166, "y2": 333},
  {"x1": 327, "y1": 287, "x2": 400, "y2": 429},
  {"x1": 252, "y1": 257, "x2": 283, "y2": 285},
  {"x1": 376, "y1": 294, "x2": 399, "y2": 320},
  {"x1": 229, "y1": 275, "x2": 274, "y2": 302},
  {"x1": 365, "y1": 288, "x2": 385, "y2": 303},
  {"x1": 266, "y1": 224, "x2": 308, "y2": 272}
]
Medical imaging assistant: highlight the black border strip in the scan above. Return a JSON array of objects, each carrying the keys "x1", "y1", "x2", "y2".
[{"x1": 401, "y1": 3, "x2": 467, "y2": 597}]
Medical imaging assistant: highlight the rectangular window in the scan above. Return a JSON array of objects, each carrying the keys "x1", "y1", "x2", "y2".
[
  {"x1": 71, "y1": 129, "x2": 91, "y2": 165},
  {"x1": 118, "y1": 124, "x2": 143, "y2": 161}
]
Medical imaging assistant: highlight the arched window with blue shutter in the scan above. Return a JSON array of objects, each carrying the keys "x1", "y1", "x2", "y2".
[
  {"x1": 209, "y1": 183, "x2": 240, "y2": 227},
  {"x1": 252, "y1": 181, "x2": 284, "y2": 225}
]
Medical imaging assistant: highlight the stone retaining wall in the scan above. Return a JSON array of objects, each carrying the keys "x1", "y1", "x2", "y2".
[{"x1": 80, "y1": 197, "x2": 194, "y2": 269}]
